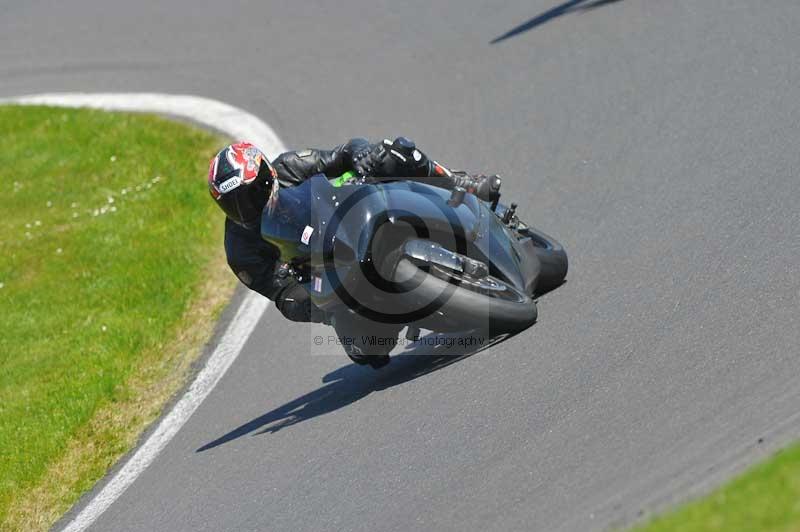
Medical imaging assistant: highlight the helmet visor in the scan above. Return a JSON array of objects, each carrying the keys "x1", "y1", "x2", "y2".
[{"x1": 216, "y1": 178, "x2": 268, "y2": 228}]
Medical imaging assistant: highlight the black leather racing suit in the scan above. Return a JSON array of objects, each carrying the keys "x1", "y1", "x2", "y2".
[{"x1": 224, "y1": 138, "x2": 480, "y2": 323}]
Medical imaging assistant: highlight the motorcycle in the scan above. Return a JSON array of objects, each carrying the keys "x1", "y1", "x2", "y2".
[{"x1": 261, "y1": 172, "x2": 567, "y2": 363}]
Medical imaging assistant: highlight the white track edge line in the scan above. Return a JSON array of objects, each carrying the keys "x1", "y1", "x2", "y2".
[{"x1": 1, "y1": 93, "x2": 282, "y2": 532}]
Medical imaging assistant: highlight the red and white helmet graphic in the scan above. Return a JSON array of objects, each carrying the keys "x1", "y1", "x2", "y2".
[
  {"x1": 226, "y1": 142, "x2": 265, "y2": 183},
  {"x1": 208, "y1": 141, "x2": 274, "y2": 199}
]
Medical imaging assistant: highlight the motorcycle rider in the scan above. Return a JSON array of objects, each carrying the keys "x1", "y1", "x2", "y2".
[{"x1": 208, "y1": 137, "x2": 500, "y2": 367}]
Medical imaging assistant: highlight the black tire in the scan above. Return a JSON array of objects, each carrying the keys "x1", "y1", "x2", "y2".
[
  {"x1": 523, "y1": 227, "x2": 568, "y2": 296},
  {"x1": 391, "y1": 258, "x2": 538, "y2": 335}
]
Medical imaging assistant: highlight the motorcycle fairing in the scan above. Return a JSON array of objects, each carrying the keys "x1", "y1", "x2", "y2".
[{"x1": 260, "y1": 174, "x2": 540, "y2": 311}]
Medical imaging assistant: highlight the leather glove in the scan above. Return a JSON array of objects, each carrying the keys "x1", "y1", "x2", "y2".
[
  {"x1": 351, "y1": 143, "x2": 381, "y2": 177},
  {"x1": 352, "y1": 137, "x2": 429, "y2": 178}
]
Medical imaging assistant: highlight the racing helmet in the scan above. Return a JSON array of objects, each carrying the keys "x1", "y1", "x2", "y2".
[{"x1": 208, "y1": 142, "x2": 276, "y2": 228}]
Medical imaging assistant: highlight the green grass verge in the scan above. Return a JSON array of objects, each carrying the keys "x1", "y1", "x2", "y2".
[
  {"x1": 0, "y1": 105, "x2": 232, "y2": 529},
  {"x1": 633, "y1": 443, "x2": 800, "y2": 532}
]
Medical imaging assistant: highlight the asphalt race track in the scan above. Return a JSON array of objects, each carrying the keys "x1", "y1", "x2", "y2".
[{"x1": 3, "y1": 1, "x2": 800, "y2": 530}]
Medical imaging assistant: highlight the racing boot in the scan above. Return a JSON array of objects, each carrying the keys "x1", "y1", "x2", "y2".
[{"x1": 332, "y1": 313, "x2": 397, "y2": 369}]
